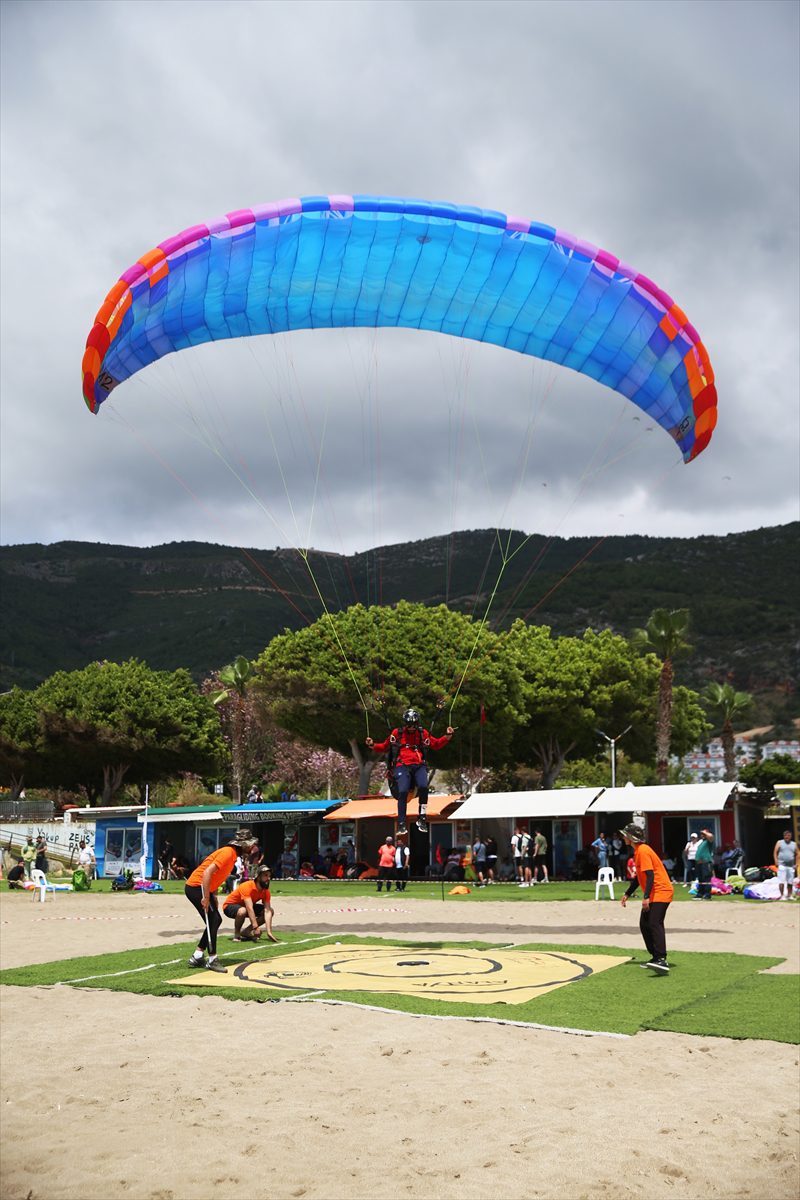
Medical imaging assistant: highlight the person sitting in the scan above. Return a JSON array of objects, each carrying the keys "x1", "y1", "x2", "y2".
[
  {"x1": 222, "y1": 864, "x2": 278, "y2": 942},
  {"x1": 169, "y1": 857, "x2": 188, "y2": 880},
  {"x1": 7, "y1": 859, "x2": 26, "y2": 889},
  {"x1": 279, "y1": 848, "x2": 297, "y2": 879},
  {"x1": 443, "y1": 848, "x2": 465, "y2": 882}
]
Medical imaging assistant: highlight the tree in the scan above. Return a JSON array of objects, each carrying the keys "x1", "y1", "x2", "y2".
[
  {"x1": 253, "y1": 601, "x2": 524, "y2": 796},
  {"x1": 703, "y1": 682, "x2": 753, "y2": 779},
  {"x1": 631, "y1": 608, "x2": 692, "y2": 784},
  {"x1": 738, "y1": 754, "x2": 799, "y2": 801},
  {"x1": 2, "y1": 660, "x2": 226, "y2": 804},
  {"x1": 505, "y1": 623, "x2": 708, "y2": 788},
  {"x1": 0, "y1": 687, "x2": 41, "y2": 800},
  {"x1": 206, "y1": 655, "x2": 267, "y2": 802}
]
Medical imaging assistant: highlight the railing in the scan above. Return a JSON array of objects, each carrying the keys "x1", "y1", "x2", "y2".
[{"x1": 0, "y1": 800, "x2": 56, "y2": 821}]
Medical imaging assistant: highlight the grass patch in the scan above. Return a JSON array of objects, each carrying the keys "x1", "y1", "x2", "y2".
[
  {"x1": 649, "y1": 972, "x2": 800, "y2": 1044},
  {"x1": 0, "y1": 932, "x2": 794, "y2": 1043}
]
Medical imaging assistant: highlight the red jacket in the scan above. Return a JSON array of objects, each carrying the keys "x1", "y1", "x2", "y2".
[{"x1": 371, "y1": 727, "x2": 451, "y2": 766}]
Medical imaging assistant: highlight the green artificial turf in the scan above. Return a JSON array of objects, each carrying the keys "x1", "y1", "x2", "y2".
[{"x1": 0, "y1": 932, "x2": 794, "y2": 1044}]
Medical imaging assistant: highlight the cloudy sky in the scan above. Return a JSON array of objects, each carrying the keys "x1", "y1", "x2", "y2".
[{"x1": 1, "y1": 0, "x2": 798, "y2": 559}]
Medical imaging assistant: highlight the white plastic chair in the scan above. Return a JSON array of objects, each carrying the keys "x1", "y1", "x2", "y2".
[
  {"x1": 30, "y1": 868, "x2": 53, "y2": 903},
  {"x1": 595, "y1": 867, "x2": 615, "y2": 900}
]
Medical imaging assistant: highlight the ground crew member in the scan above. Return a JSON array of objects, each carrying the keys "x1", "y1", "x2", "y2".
[
  {"x1": 619, "y1": 823, "x2": 674, "y2": 974},
  {"x1": 223, "y1": 864, "x2": 278, "y2": 941},
  {"x1": 377, "y1": 835, "x2": 396, "y2": 893},
  {"x1": 185, "y1": 828, "x2": 258, "y2": 973}
]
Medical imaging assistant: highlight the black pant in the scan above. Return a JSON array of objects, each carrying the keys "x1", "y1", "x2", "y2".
[
  {"x1": 639, "y1": 901, "x2": 670, "y2": 960},
  {"x1": 395, "y1": 867, "x2": 409, "y2": 891},
  {"x1": 185, "y1": 884, "x2": 222, "y2": 954},
  {"x1": 377, "y1": 866, "x2": 394, "y2": 891},
  {"x1": 695, "y1": 860, "x2": 712, "y2": 899}
]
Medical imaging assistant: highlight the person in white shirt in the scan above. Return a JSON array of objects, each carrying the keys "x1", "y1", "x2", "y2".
[
  {"x1": 683, "y1": 832, "x2": 700, "y2": 885},
  {"x1": 394, "y1": 836, "x2": 410, "y2": 891},
  {"x1": 774, "y1": 831, "x2": 799, "y2": 900},
  {"x1": 77, "y1": 840, "x2": 96, "y2": 880}
]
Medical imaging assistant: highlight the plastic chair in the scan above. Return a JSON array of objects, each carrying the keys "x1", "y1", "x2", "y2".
[
  {"x1": 595, "y1": 866, "x2": 615, "y2": 900},
  {"x1": 30, "y1": 868, "x2": 53, "y2": 903},
  {"x1": 725, "y1": 855, "x2": 744, "y2": 880}
]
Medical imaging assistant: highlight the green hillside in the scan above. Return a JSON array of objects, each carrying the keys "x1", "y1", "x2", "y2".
[{"x1": 1, "y1": 525, "x2": 797, "y2": 723}]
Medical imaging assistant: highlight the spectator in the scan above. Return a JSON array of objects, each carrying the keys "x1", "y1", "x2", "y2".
[
  {"x1": 8, "y1": 859, "x2": 26, "y2": 889},
  {"x1": 21, "y1": 836, "x2": 36, "y2": 879},
  {"x1": 77, "y1": 839, "x2": 96, "y2": 880},
  {"x1": 159, "y1": 840, "x2": 173, "y2": 880},
  {"x1": 774, "y1": 830, "x2": 799, "y2": 900},
  {"x1": 246, "y1": 785, "x2": 259, "y2": 802},
  {"x1": 34, "y1": 837, "x2": 49, "y2": 875},
  {"x1": 344, "y1": 837, "x2": 356, "y2": 867},
  {"x1": 591, "y1": 832, "x2": 609, "y2": 869},
  {"x1": 443, "y1": 848, "x2": 465, "y2": 882},
  {"x1": 394, "y1": 835, "x2": 410, "y2": 891},
  {"x1": 693, "y1": 828, "x2": 714, "y2": 900},
  {"x1": 472, "y1": 835, "x2": 487, "y2": 886},
  {"x1": 683, "y1": 832, "x2": 699, "y2": 885},
  {"x1": 619, "y1": 823, "x2": 674, "y2": 974},
  {"x1": 377, "y1": 836, "x2": 395, "y2": 892},
  {"x1": 279, "y1": 846, "x2": 297, "y2": 879},
  {"x1": 485, "y1": 836, "x2": 498, "y2": 884},
  {"x1": 532, "y1": 828, "x2": 550, "y2": 884},
  {"x1": 511, "y1": 826, "x2": 530, "y2": 885},
  {"x1": 610, "y1": 834, "x2": 624, "y2": 879}
]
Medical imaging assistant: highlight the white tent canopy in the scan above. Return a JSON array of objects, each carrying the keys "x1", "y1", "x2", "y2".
[
  {"x1": 589, "y1": 782, "x2": 734, "y2": 814},
  {"x1": 452, "y1": 782, "x2": 736, "y2": 821},
  {"x1": 453, "y1": 788, "x2": 602, "y2": 821}
]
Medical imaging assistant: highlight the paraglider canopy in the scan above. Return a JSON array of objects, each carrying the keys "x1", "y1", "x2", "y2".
[{"x1": 82, "y1": 194, "x2": 716, "y2": 462}]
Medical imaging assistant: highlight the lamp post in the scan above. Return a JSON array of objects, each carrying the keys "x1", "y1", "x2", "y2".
[{"x1": 595, "y1": 725, "x2": 632, "y2": 789}]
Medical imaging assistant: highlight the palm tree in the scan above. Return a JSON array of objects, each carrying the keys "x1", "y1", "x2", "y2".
[
  {"x1": 210, "y1": 656, "x2": 254, "y2": 803},
  {"x1": 703, "y1": 682, "x2": 752, "y2": 779},
  {"x1": 632, "y1": 609, "x2": 691, "y2": 784}
]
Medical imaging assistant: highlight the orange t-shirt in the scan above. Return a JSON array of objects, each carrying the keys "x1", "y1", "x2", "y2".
[
  {"x1": 378, "y1": 844, "x2": 396, "y2": 868},
  {"x1": 223, "y1": 881, "x2": 271, "y2": 910},
  {"x1": 187, "y1": 846, "x2": 237, "y2": 892},
  {"x1": 633, "y1": 843, "x2": 674, "y2": 903}
]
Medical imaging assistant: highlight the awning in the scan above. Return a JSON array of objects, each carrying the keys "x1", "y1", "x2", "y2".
[
  {"x1": 589, "y1": 782, "x2": 735, "y2": 814},
  {"x1": 138, "y1": 809, "x2": 224, "y2": 824},
  {"x1": 452, "y1": 788, "x2": 603, "y2": 821},
  {"x1": 324, "y1": 795, "x2": 462, "y2": 821},
  {"x1": 452, "y1": 781, "x2": 737, "y2": 821},
  {"x1": 221, "y1": 800, "x2": 344, "y2": 823}
]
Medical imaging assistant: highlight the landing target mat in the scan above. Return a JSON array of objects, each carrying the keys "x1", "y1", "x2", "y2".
[{"x1": 170, "y1": 945, "x2": 629, "y2": 1004}]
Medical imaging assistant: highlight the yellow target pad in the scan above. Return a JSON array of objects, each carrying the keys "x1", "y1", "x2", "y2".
[{"x1": 169, "y1": 945, "x2": 629, "y2": 1005}]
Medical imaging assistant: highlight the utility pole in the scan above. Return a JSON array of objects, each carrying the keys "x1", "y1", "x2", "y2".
[{"x1": 595, "y1": 725, "x2": 632, "y2": 788}]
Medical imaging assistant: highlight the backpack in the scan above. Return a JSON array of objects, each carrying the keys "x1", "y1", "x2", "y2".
[
  {"x1": 71, "y1": 867, "x2": 91, "y2": 892},
  {"x1": 111, "y1": 870, "x2": 135, "y2": 891}
]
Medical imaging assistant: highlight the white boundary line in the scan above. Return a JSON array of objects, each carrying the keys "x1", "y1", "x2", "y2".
[
  {"x1": 55, "y1": 934, "x2": 332, "y2": 985},
  {"x1": 280, "y1": 996, "x2": 629, "y2": 1038}
]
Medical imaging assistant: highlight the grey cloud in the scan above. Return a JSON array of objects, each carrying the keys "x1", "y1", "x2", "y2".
[{"x1": 1, "y1": 0, "x2": 797, "y2": 558}]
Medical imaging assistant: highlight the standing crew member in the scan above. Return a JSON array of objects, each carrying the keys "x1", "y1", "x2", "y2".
[
  {"x1": 185, "y1": 828, "x2": 258, "y2": 972},
  {"x1": 619, "y1": 823, "x2": 674, "y2": 974},
  {"x1": 366, "y1": 709, "x2": 453, "y2": 835},
  {"x1": 223, "y1": 864, "x2": 278, "y2": 941},
  {"x1": 377, "y1": 835, "x2": 395, "y2": 893}
]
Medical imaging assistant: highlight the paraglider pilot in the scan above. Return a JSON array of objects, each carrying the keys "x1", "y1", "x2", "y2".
[{"x1": 366, "y1": 709, "x2": 453, "y2": 835}]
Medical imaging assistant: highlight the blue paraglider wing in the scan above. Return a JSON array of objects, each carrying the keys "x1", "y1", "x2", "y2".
[{"x1": 82, "y1": 195, "x2": 716, "y2": 461}]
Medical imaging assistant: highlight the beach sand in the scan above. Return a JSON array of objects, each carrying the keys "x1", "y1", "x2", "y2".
[{"x1": 1, "y1": 890, "x2": 798, "y2": 1200}]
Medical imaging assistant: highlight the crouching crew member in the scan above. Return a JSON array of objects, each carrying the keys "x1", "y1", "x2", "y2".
[{"x1": 223, "y1": 863, "x2": 278, "y2": 942}]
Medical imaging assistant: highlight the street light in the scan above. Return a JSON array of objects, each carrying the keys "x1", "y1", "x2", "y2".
[{"x1": 595, "y1": 725, "x2": 632, "y2": 788}]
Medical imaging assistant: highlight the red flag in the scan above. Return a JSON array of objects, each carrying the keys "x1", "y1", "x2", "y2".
[{"x1": 479, "y1": 704, "x2": 487, "y2": 724}]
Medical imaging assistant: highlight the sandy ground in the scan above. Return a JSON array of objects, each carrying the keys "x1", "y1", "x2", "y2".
[{"x1": 1, "y1": 890, "x2": 798, "y2": 1200}]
